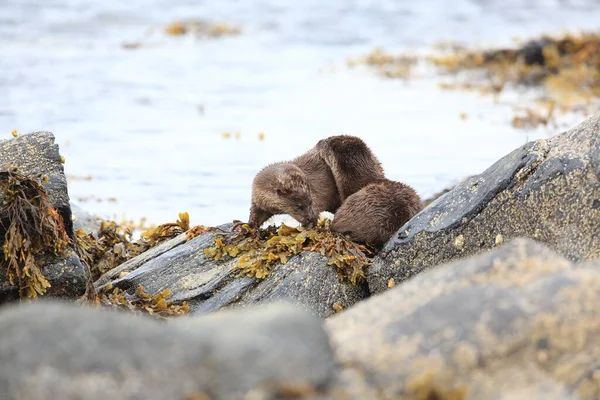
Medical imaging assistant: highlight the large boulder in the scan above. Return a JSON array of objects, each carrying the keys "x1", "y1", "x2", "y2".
[
  {"x1": 95, "y1": 224, "x2": 368, "y2": 318},
  {"x1": 0, "y1": 300, "x2": 334, "y2": 400},
  {"x1": 369, "y1": 114, "x2": 600, "y2": 293},
  {"x1": 0, "y1": 132, "x2": 89, "y2": 301},
  {"x1": 326, "y1": 238, "x2": 600, "y2": 399}
]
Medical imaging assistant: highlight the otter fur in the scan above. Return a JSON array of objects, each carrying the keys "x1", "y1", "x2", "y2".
[
  {"x1": 330, "y1": 179, "x2": 422, "y2": 248},
  {"x1": 246, "y1": 135, "x2": 385, "y2": 229},
  {"x1": 316, "y1": 135, "x2": 385, "y2": 201}
]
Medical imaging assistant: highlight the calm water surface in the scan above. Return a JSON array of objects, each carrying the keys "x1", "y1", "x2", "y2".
[{"x1": 1, "y1": 0, "x2": 598, "y2": 226}]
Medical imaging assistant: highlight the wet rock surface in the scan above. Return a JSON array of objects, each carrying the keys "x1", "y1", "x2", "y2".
[
  {"x1": 369, "y1": 114, "x2": 600, "y2": 293},
  {"x1": 0, "y1": 132, "x2": 89, "y2": 302},
  {"x1": 95, "y1": 223, "x2": 368, "y2": 318},
  {"x1": 71, "y1": 202, "x2": 101, "y2": 237},
  {"x1": 0, "y1": 300, "x2": 334, "y2": 400},
  {"x1": 326, "y1": 238, "x2": 600, "y2": 400}
]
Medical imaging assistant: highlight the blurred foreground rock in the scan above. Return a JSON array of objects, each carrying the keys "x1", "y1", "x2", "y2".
[
  {"x1": 0, "y1": 300, "x2": 334, "y2": 400},
  {"x1": 369, "y1": 114, "x2": 600, "y2": 293},
  {"x1": 0, "y1": 132, "x2": 88, "y2": 302},
  {"x1": 95, "y1": 223, "x2": 367, "y2": 318},
  {"x1": 326, "y1": 238, "x2": 600, "y2": 399}
]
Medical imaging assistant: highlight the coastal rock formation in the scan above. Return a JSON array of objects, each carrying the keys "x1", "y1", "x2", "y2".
[
  {"x1": 326, "y1": 238, "x2": 600, "y2": 399},
  {"x1": 95, "y1": 224, "x2": 368, "y2": 318},
  {"x1": 368, "y1": 114, "x2": 600, "y2": 293},
  {"x1": 0, "y1": 300, "x2": 334, "y2": 400},
  {"x1": 0, "y1": 132, "x2": 88, "y2": 301},
  {"x1": 0, "y1": 132, "x2": 74, "y2": 238}
]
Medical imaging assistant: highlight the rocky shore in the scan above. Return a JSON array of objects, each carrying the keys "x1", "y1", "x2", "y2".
[{"x1": 2, "y1": 114, "x2": 600, "y2": 399}]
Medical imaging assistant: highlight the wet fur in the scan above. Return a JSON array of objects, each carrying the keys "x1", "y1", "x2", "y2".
[
  {"x1": 330, "y1": 179, "x2": 422, "y2": 248},
  {"x1": 316, "y1": 135, "x2": 385, "y2": 201},
  {"x1": 248, "y1": 136, "x2": 384, "y2": 228}
]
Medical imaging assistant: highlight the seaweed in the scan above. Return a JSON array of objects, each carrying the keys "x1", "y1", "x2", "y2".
[
  {"x1": 164, "y1": 19, "x2": 242, "y2": 38},
  {"x1": 75, "y1": 212, "x2": 192, "y2": 280},
  {"x1": 186, "y1": 224, "x2": 213, "y2": 241},
  {"x1": 98, "y1": 284, "x2": 189, "y2": 319},
  {"x1": 204, "y1": 218, "x2": 373, "y2": 284},
  {"x1": 0, "y1": 169, "x2": 70, "y2": 297},
  {"x1": 351, "y1": 30, "x2": 600, "y2": 128},
  {"x1": 347, "y1": 47, "x2": 418, "y2": 80}
]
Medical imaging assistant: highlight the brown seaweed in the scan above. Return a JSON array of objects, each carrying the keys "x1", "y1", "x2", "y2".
[
  {"x1": 98, "y1": 284, "x2": 189, "y2": 319},
  {"x1": 204, "y1": 218, "x2": 373, "y2": 284},
  {"x1": 0, "y1": 169, "x2": 70, "y2": 297}
]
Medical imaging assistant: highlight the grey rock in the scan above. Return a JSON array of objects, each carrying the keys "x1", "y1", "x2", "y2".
[
  {"x1": 95, "y1": 224, "x2": 367, "y2": 318},
  {"x1": 0, "y1": 132, "x2": 89, "y2": 301},
  {"x1": 0, "y1": 131, "x2": 74, "y2": 238},
  {"x1": 325, "y1": 238, "x2": 596, "y2": 399},
  {"x1": 0, "y1": 300, "x2": 334, "y2": 400},
  {"x1": 71, "y1": 202, "x2": 101, "y2": 237},
  {"x1": 369, "y1": 114, "x2": 600, "y2": 293}
]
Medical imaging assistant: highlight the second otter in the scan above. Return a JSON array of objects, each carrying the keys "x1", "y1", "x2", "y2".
[
  {"x1": 330, "y1": 179, "x2": 422, "y2": 248},
  {"x1": 247, "y1": 135, "x2": 384, "y2": 229}
]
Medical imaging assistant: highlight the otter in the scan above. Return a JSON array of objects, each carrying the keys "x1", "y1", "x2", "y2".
[
  {"x1": 330, "y1": 179, "x2": 422, "y2": 249},
  {"x1": 244, "y1": 135, "x2": 385, "y2": 229},
  {"x1": 316, "y1": 135, "x2": 385, "y2": 201}
]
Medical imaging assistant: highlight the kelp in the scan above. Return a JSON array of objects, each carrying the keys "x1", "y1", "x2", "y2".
[
  {"x1": 350, "y1": 30, "x2": 600, "y2": 128},
  {"x1": 98, "y1": 284, "x2": 189, "y2": 319},
  {"x1": 204, "y1": 218, "x2": 373, "y2": 284},
  {"x1": 347, "y1": 47, "x2": 418, "y2": 80},
  {"x1": 186, "y1": 224, "x2": 213, "y2": 241},
  {"x1": 0, "y1": 169, "x2": 70, "y2": 297},
  {"x1": 428, "y1": 31, "x2": 600, "y2": 122},
  {"x1": 75, "y1": 212, "x2": 191, "y2": 280},
  {"x1": 164, "y1": 19, "x2": 242, "y2": 38}
]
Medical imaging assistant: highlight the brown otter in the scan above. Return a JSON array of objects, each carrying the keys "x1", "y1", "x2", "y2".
[
  {"x1": 316, "y1": 135, "x2": 385, "y2": 201},
  {"x1": 330, "y1": 179, "x2": 422, "y2": 248},
  {"x1": 244, "y1": 135, "x2": 385, "y2": 229}
]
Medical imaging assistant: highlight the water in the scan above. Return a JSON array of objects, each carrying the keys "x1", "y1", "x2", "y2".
[{"x1": 1, "y1": 0, "x2": 598, "y2": 227}]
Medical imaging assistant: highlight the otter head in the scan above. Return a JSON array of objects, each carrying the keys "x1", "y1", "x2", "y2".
[
  {"x1": 276, "y1": 166, "x2": 318, "y2": 228},
  {"x1": 330, "y1": 204, "x2": 364, "y2": 244},
  {"x1": 330, "y1": 192, "x2": 381, "y2": 247}
]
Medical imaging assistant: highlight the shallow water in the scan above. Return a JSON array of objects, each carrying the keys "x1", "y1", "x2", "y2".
[{"x1": 1, "y1": 0, "x2": 598, "y2": 227}]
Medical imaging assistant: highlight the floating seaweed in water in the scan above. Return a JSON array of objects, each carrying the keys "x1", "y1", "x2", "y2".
[
  {"x1": 0, "y1": 169, "x2": 70, "y2": 297},
  {"x1": 98, "y1": 284, "x2": 189, "y2": 319},
  {"x1": 351, "y1": 30, "x2": 600, "y2": 128},
  {"x1": 204, "y1": 218, "x2": 373, "y2": 284},
  {"x1": 75, "y1": 212, "x2": 192, "y2": 280},
  {"x1": 164, "y1": 19, "x2": 242, "y2": 38},
  {"x1": 347, "y1": 47, "x2": 418, "y2": 80}
]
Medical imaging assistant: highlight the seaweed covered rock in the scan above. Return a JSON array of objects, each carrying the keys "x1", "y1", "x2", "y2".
[
  {"x1": 0, "y1": 300, "x2": 334, "y2": 400},
  {"x1": 0, "y1": 133, "x2": 89, "y2": 301},
  {"x1": 0, "y1": 132, "x2": 74, "y2": 238},
  {"x1": 95, "y1": 223, "x2": 368, "y2": 318},
  {"x1": 369, "y1": 114, "x2": 600, "y2": 293},
  {"x1": 326, "y1": 238, "x2": 600, "y2": 399}
]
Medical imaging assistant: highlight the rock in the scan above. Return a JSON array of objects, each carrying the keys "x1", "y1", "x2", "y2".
[
  {"x1": 95, "y1": 224, "x2": 368, "y2": 318},
  {"x1": 369, "y1": 114, "x2": 600, "y2": 293},
  {"x1": 0, "y1": 132, "x2": 74, "y2": 238},
  {"x1": 71, "y1": 202, "x2": 101, "y2": 237},
  {"x1": 0, "y1": 300, "x2": 334, "y2": 400},
  {"x1": 0, "y1": 132, "x2": 89, "y2": 301},
  {"x1": 325, "y1": 238, "x2": 599, "y2": 399}
]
